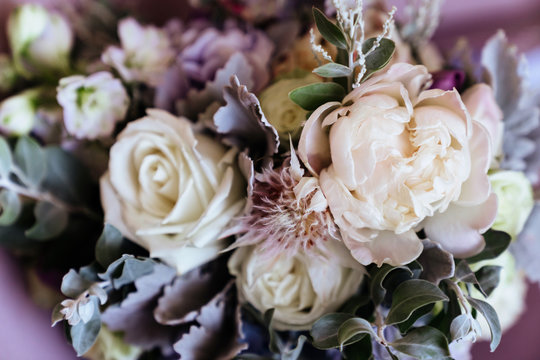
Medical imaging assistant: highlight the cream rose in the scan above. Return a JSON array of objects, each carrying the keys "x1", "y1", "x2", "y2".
[
  {"x1": 489, "y1": 170, "x2": 534, "y2": 239},
  {"x1": 100, "y1": 109, "x2": 246, "y2": 274},
  {"x1": 298, "y1": 63, "x2": 497, "y2": 266},
  {"x1": 228, "y1": 241, "x2": 364, "y2": 330}
]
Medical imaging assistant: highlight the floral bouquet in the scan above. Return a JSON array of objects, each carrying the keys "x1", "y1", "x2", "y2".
[{"x1": 0, "y1": 0, "x2": 539, "y2": 359}]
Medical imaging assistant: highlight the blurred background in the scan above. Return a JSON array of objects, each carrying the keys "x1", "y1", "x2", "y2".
[{"x1": 0, "y1": 0, "x2": 539, "y2": 359}]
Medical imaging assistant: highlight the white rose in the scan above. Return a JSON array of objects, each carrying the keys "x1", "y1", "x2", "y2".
[
  {"x1": 100, "y1": 109, "x2": 246, "y2": 274},
  {"x1": 102, "y1": 18, "x2": 175, "y2": 86},
  {"x1": 7, "y1": 4, "x2": 73, "y2": 77},
  {"x1": 470, "y1": 251, "x2": 527, "y2": 339},
  {"x1": 0, "y1": 89, "x2": 39, "y2": 135},
  {"x1": 489, "y1": 171, "x2": 534, "y2": 239},
  {"x1": 228, "y1": 241, "x2": 364, "y2": 330},
  {"x1": 299, "y1": 63, "x2": 497, "y2": 266},
  {"x1": 57, "y1": 72, "x2": 129, "y2": 139},
  {"x1": 259, "y1": 75, "x2": 321, "y2": 142}
]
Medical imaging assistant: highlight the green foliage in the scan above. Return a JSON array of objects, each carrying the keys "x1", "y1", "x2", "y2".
[
  {"x1": 25, "y1": 201, "x2": 68, "y2": 240},
  {"x1": 313, "y1": 63, "x2": 353, "y2": 78},
  {"x1": 14, "y1": 136, "x2": 46, "y2": 188},
  {"x1": 474, "y1": 265, "x2": 502, "y2": 298},
  {"x1": 312, "y1": 8, "x2": 348, "y2": 49},
  {"x1": 390, "y1": 326, "x2": 450, "y2": 359},
  {"x1": 0, "y1": 188, "x2": 21, "y2": 225},
  {"x1": 361, "y1": 38, "x2": 396, "y2": 80},
  {"x1": 342, "y1": 335, "x2": 373, "y2": 360},
  {"x1": 467, "y1": 230, "x2": 511, "y2": 264},
  {"x1": 0, "y1": 137, "x2": 13, "y2": 177},
  {"x1": 337, "y1": 317, "x2": 376, "y2": 348},
  {"x1": 311, "y1": 313, "x2": 355, "y2": 349},
  {"x1": 370, "y1": 264, "x2": 413, "y2": 305},
  {"x1": 95, "y1": 224, "x2": 128, "y2": 268},
  {"x1": 385, "y1": 279, "x2": 449, "y2": 326},
  {"x1": 466, "y1": 296, "x2": 501, "y2": 351},
  {"x1": 288, "y1": 82, "x2": 346, "y2": 111},
  {"x1": 61, "y1": 268, "x2": 95, "y2": 298},
  {"x1": 99, "y1": 254, "x2": 155, "y2": 289},
  {"x1": 69, "y1": 297, "x2": 101, "y2": 357}
]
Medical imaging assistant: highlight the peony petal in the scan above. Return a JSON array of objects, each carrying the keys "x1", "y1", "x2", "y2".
[
  {"x1": 423, "y1": 193, "x2": 498, "y2": 258},
  {"x1": 342, "y1": 229, "x2": 423, "y2": 266},
  {"x1": 297, "y1": 101, "x2": 341, "y2": 175}
]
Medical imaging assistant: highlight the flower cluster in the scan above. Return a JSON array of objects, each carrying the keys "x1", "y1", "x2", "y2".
[{"x1": 0, "y1": 1, "x2": 538, "y2": 360}]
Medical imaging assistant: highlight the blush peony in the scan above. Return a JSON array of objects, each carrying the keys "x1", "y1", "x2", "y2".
[{"x1": 298, "y1": 63, "x2": 498, "y2": 266}]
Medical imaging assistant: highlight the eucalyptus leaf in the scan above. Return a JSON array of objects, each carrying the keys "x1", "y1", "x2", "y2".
[
  {"x1": 312, "y1": 7, "x2": 348, "y2": 49},
  {"x1": 313, "y1": 63, "x2": 352, "y2": 78},
  {"x1": 289, "y1": 82, "x2": 345, "y2": 111},
  {"x1": 386, "y1": 279, "x2": 448, "y2": 325},
  {"x1": 0, "y1": 137, "x2": 12, "y2": 178},
  {"x1": 370, "y1": 264, "x2": 413, "y2": 305},
  {"x1": 25, "y1": 201, "x2": 68, "y2": 240},
  {"x1": 466, "y1": 296, "x2": 501, "y2": 351},
  {"x1": 0, "y1": 188, "x2": 21, "y2": 226},
  {"x1": 95, "y1": 224, "x2": 125, "y2": 268},
  {"x1": 61, "y1": 269, "x2": 94, "y2": 298},
  {"x1": 467, "y1": 230, "x2": 511, "y2": 264},
  {"x1": 70, "y1": 297, "x2": 101, "y2": 357},
  {"x1": 474, "y1": 265, "x2": 502, "y2": 298},
  {"x1": 100, "y1": 255, "x2": 155, "y2": 289},
  {"x1": 390, "y1": 326, "x2": 450, "y2": 359},
  {"x1": 14, "y1": 136, "x2": 46, "y2": 188},
  {"x1": 311, "y1": 313, "x2": 355, "y2": 349},
  {"x1": 337, "y1": 317, "x2": 375, "y2": 347},
  {"x1": 361, "y1": 38, "x2": 396, "y2": 79}
]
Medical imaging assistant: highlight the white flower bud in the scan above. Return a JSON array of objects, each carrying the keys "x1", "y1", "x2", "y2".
[
  {"x1": 7, "y1": 4, "x2": 73, "y2": 77},
  {"x1": 57, "y1": 72, "x2": 129, "y2": 139},
  {"x1": 0, "y1": 90, "x2": 39, "y2": 135}
]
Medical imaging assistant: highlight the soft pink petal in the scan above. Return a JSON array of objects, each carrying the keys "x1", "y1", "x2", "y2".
[
  {"x1": 423, "y1": 193, "x2": 498, "y2": 258},
  {"x1": 343, "y1": 229, "x2": 423, "y2": 266}
]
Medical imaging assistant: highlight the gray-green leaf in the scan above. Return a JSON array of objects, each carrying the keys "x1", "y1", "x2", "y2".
[
  {"x1": 14, "y1": 136, "x2": 46, "y2": 188},
  {"x1": 474, "y1": 265, "x2": 502, "y2": 298},
  {"x1": 282, "y1": 335, "x2": 307, "y2": 360},
  {"x1": 386, "y1": 279, "x2": 448, "y2": 325},
  {"x1": 337, "y1": 317, "x2": 376, "y2": 348},
  {"x1": 450, "y1": 314, "x2": 481, "y2": 342},
  {"x1": 466, "y1": 296, "x2": 501, "y2": 351},
  {"x1": 390, "y1": 326, "x2": 450, "y2": 360},
  {"x1": 370, "y1": 264, "x2": 413, "y2": 305},
  {"x1": 99, "y1": 255, "x2": 155, "y2": 289},
  {"x1": 310, "y1": 313, "x2": 355, "y2": 349},
  {"x1": 0, "y1": 188, "x2": 21, "y2": 226},
  {"x1": 70, "y1": 297, "x2": 101, "y2": 357},
  {"x1": 289, "y1": 82, "x2": 345, "y2": 111},
  {"x1": 312, "y1": 7, "x2": 348, "y2": 49},
  {"x1": 313, "y1": 63, "x2": 352, "y2": 78},
  {"x1": 467, "y1": 230, "x2": 511, "y2": 264},
  {"x1": 95, "y1": 224, "x2": 125, "y2": 268},
  {"x1": 61, "y1": 269, "x2": 94, "y2": 298},
  {"x1": 362, "y1": 38, "x2": 396, "y2": 79},
  {"x1": 25, "y1": 201, "x2": 68, "y2": 240},
  {"x1": 0, "y1": 137, "x2": 13, "y2": 177}
]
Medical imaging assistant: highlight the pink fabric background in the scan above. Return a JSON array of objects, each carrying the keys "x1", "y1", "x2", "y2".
[{"x1": 0, "y1": 0, "x2": 539, "y2": 359}]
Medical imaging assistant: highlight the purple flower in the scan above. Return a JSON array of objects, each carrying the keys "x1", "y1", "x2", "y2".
[{"x1": 430, "y1": 70, "x2": 466, "y2": 91}]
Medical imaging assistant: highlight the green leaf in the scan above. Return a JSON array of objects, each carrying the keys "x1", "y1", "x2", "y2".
[
  {"x1": 14, "y1": 136, "x2": 46, "y2": 188},
  {"x1": 70, "y1": 297, "x2": 101, "y2": 357},
  {"x1": 340, "y1": 294, "x2": 371, "y2": 315},
  {"x1": 311, "y1": 313, "x2": 355, "y2": 349},
  {"x1": 467, "y1": 230, "x2": 511, "y2": 264},
  {"x1": 454, "y1": 260, "x2": 478, "y2": 284},
  {"x1": 263, "y1": 308, "x2": 282, "y2": 354},
  {"x1": 0, "y1": 188, "x2": 21, "y2": 225},
  {"x1": 0, "y1": 137, "x2": 13, "y2": 177},
  {"x1": 282, "y1": 335, "x2": 307, "y2": 360},
  {"x1": 42, "y1": 147, "x2": 94, "y2": 205},
  {"x1": 450, "y1": 314, "x2": 481, "y2": 342},
  {"x1": 313, "y1": 63, "x2": 352, "y2": 78},
  {"x1": 397, "y1": 303, "x2": 435, "y2": 333},
  {"x1": 312, "y1": 7, "x2": 348, "y2": 49},
  {"x1": 342, "y1": 335, "x2": 373, "y2": 360},
  {"x1": 386, "y1": 279, "x2": 449, "y2": 325},
  {"x1": 361, "y1": 38, "x2": 396, "y2": 79},
  {"x1": 95, "y1": 224, "x2": 125, "y2": 268},
  {"x1": 61, "y1": 269, "x2": 94, "y2": 298},
  {"x1": 466, "y1": 296, "x2": 501, "y2": 351},
  {"x1": 417, "y1": 240, "x2": 455, "y2": 285},
  {"x1": 289, "y1": 82, "x2": 345, "y2": 111},
  {"x1": 337, "y1": 317, "x2": 376, "y2": 348},
  {"x1": 100, "y1": 255, "x2": 155, "y2": 289},
  {"x1": 370, "y1": 264, "x2": 413, "y2": 305},
  {"x1": 474, "y1": 265, "x2": 502, "y2": 298},
  {"x1": 25, "y1": 201, "x2": 68, "y2": 240},
  {"x1": 390, "y1": 326, "x2": 450, "y2": 359}
]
